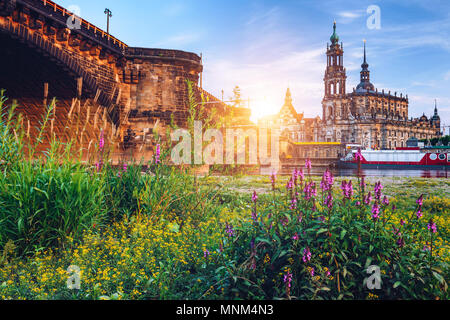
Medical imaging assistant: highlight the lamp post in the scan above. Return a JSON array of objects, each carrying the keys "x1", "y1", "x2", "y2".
[{"x1": 104, "y1": 8, "x2": 112, "y2": 34}]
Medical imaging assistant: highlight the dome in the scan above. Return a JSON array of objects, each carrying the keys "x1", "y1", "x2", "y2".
[
  {"x1": 431, "y1": 114, "x2": 440, "y2": 121},
  {"x1": 419, "y1": 113, "x2": 428, "y2": 122},
  {"x1": 330, "y1": 22, "x2": 339, "y2": 44},
  {"x1": 356, "y1": 81, "x2": 375, "y2": 92}
]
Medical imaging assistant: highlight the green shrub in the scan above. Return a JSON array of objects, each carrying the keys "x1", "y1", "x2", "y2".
[{"x1": 0, "y1": 95, "x2": 106, "y2": 256}]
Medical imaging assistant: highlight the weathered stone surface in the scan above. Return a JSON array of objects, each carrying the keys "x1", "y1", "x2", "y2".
[{"x1": 0, "y1": 0, "x2": 251, "y2": 164}]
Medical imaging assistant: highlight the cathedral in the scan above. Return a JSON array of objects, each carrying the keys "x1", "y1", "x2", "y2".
[{"x1": 320, "y1": 22, "x2": 442, "y2": 149}]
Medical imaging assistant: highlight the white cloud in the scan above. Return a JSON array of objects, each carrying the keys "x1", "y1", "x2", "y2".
[{"x1": 336, "y1": 10, "x2": 364, "y2": 24}]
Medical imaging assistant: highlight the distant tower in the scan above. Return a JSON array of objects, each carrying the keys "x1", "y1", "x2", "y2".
[
  {"x1": 356, "y1": 40, "x2": 375, "y2": 93},
  {"x1": 279, "y1": 88, "x2": 299, "y2": 122},
  {"x1": 324, "y1": 22, "x2": 347, "y2": 99},
  {"x1": 323, "y1": 22, "x2": 347, "y2": 123},
  {"x1": 430, "y1": 99, "x2": 441, "y2": 133},
  {"x1": 284, "y1": 87, "x2": 293, "y2": 106}
]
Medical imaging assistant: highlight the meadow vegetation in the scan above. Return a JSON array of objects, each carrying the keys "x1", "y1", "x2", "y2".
[{"x1": 0, "y1": 95, "x2": 448, "y2": 300}]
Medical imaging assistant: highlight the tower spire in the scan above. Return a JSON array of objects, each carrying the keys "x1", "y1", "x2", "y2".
[
  {"x1": 361, "y1": 39, "x2": 369, "y2": 70},
  {"x1": 285, "y1": 87, "x2": 293, "y2": 106},
  {"x1": 363, "y1": 39, "x2": 367, "y2": 65},
  {"x1": 356, "y1": 40, "x2": 374, "y2": 92},
  {"x1": 330, "y1": 21, "x2": 339, "y2": 45}
]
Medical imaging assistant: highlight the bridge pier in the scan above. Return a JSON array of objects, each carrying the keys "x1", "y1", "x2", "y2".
[{"x1": 0, "y1": 0, "x2": 250, "y2": 164}]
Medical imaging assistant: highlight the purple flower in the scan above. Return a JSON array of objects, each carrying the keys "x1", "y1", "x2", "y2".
[
  {"x1": 355, "y1": 149, "x2": 363, "y2": 162},
  {"x1": 155, "y1": 144, "x2": 161, "y2": 164},
  {"x1": 302, "y1": 247, "x2": 312, "y2": 263},
  {"x1": 400, "y1": 219, "x2": 405, "y2": 226},
  {"x1": 310, "y1": 268, "x2": 315, "y2": 277},
  {"x1": 123, "y1": 163, "x2": 128, "y2": 173},
  {"x1": 416, "y1": 194, "x2": 424, "y2": 206},
  {"x1": 99, "y1": 129, "x2": 105, "y2": 151},
  {"x1": 427, "y1": 219, "x2": 437, "y2": 233},
  {"x1": 360, "y1": 177, "x2": 366, "y2": 191},
  {"x1": 292, "y1": 169, "x2": 299, "y2": 185},
  {"x1": 252, "y1": 191, "x2": 258, "y2": 203},
  {"x1": 371, "y1": 202, "x2": 380, "y2": 221},
  {"x1": 356, "y1": 201, "x2": 361, "y2": 206},
  {"x1": 251, "y1": 210, "x2": 258, "y2": 223},
  {"x1": 225, "y1": 223, "x2": 234, "y2": 237},
  {"x1": 325, "y1": 193, "x2": 333, "y2": 209},
  {"x1": 286, "y1": 178, "x2": 294, "y2": 190},
  {"x1": 320, "y1": 169, "x2": 334, "y2": 191},
  {"x1": 284, "y1": 271, "x2": 293, "y2": 288},
  {"x1": 298, "y1": 169, "x2": 304, "y2": 182},
  {"x1": 270, "y1": 171, "x2": 277, "y2": 191},
  {"x1": 290, "y1": 198, "x2": 297, "y2": 210},
  {"x1": 95, "y1": 160, "x2": 103, "y2": 172},
  {"x1": 364, "y1": 192, "x2": 373, "y2": 205},
  {"x1": 382, "y1": 196, "x2": 389, "y2": 206},
  {"x1": 374, "y1": 181, "x2": 383, "y2": 200},
  {"x1": 204, "y1": 249, "x2": 210, "y2": 258},
  {"x1": 305, "y1": 158, "x2": 312, "y2": 170},
  {"x1": 341, "y1": 180, "x2": 354, "y2": 199},
  {"x1": 292, "y1": 233, "x2": 299, "y2": 241},
  {"x1": 303, "y1": 182, "x2": 317, "y2": 201},
  {"x1": 416, "y1": 208, "x2": 423, "y2": 219}
]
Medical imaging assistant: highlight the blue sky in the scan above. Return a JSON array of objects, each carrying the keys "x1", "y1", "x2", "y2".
[{"x1": 57, "y1": 0, "x2": 450, "y2": 131}]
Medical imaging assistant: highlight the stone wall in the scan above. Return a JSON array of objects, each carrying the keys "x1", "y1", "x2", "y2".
[{"x1": 0, "y1": 0, "x2": 252, "y2": 164}]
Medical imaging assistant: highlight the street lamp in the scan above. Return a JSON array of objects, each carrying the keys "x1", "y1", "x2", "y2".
[{"x1": 104, "y1": 8, "x2": 112, "y2": 34}]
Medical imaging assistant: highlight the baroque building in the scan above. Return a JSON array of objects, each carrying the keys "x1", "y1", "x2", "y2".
[
  {"x1": 258, "y1": 88, "x2": 321, "y2": 142},
  {"x1": 320, "y1": 22, "x2": 442, "y2": 149}
]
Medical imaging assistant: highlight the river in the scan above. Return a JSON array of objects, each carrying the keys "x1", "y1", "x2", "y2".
[{"x1": 313, "y1": 168, "x2": 449, "y2": 178}]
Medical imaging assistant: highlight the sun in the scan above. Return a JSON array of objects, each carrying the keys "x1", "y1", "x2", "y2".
[{"x1": 249, "y1": 97, "x2": 280, "y2": 123}]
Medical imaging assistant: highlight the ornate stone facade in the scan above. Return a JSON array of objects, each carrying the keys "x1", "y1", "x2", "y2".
[
  {"x1": 258, "y1": 88, "x2": 321, "y2": 142},
  {"x1": 320, "y1": 23, "x2": 442, "y2": 149}
]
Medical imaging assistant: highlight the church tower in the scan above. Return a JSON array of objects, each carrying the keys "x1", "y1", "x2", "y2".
[
  {"x1": 323, "y1": 22, "x2": 347, "y2": 123},
  {"x1": 431, "y1": 99, "x2": 441, "y2": 134},
  {"x1": 324, "y1": 22, "x2": 347, "y2": 99},
  {"x1": 355, "y1": 40, "x2": 375, "y2": 92}
]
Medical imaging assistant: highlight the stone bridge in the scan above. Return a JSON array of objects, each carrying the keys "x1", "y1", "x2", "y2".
[{"x1": 0, "y1": 0, "x2": 250, "y2": 161}]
